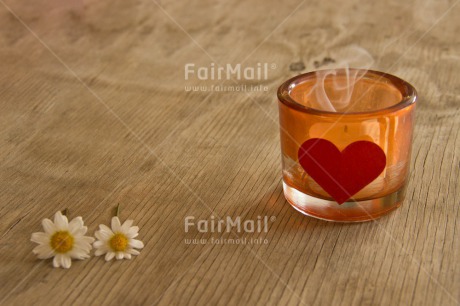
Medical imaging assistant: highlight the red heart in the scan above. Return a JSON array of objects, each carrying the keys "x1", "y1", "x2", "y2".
[{"x1": 298, "y1": 138, "x2": 386, "y2": 204}]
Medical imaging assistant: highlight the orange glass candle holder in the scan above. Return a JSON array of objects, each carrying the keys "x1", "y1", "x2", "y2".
[{"x1": 277, "y1": 69, "x2": 417, "y2": 222}]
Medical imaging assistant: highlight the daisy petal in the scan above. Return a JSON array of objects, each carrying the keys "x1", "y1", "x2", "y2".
[
  {"x1": 127, "y1": 249, "x2": 140, "y2": 256},
  {"x1": 80, "y1": 236, "x2": 95, "y2": 244},
  {"x1": 53, "y1": 255, "x2": 62, "y2": 268},
  {"x1": 111, "y1": 217, "x2": 121, "y2": 232},
  {"x1": 54, "y1": 212, "x2": 68, "y2": 230},
  {"x1": 31, "y1": 232, "x2": 49, "y2": 244},
  {"x1": 68, "y1": 216, "x2": 83, "y2": 229},
  {"x1": 129, "y1": 239, "x2": 144, "y2": 249},
  {"x1": 95, "y1": 230, "x2": 111, "y2": 241},
  {"x1": 126, "y1": 226, "x2": 139, "y2": 238},
  {"x1": 33, "y1": 244, "x2": 54, "y2": 259},
  {"x1": 74, "y1": 240, "x2": 92, "y2": 253},
  {"x1": 93, "y1": 240, "x2": 105, "y2": 248},
  {"x1": 59, "y1": 253, "x2": 67, "y2": 268},
  {"x1": 73, "y1": 227, "x2": 87, "y2": 237},
  {"x1": 95, "y1": 249, "x2": 107, "y2": 256},
  {"x1": 69, "y1": 248, "x2": 90, "y2": 260},
  {"x1": 42, "y1": 218, "x2": 56, "y2": 235},
  {"x1": 105, "y1": 252, "x2": 115, "y2": 261},
  {"x1": 100, "y1": 224, "x2": 114, "y2": 234},
  {"x1": 99, "y1": 224, "x2": 112, "y2": 232},
  {"x1": 115, "y1": 252, "x2": 124, "y2": 260},
  {"x1": 62, "y1": 255, "x2": 72, "y2": 269},
  {"x1": 127, "y1": 232, "x2": 138, "y2": 239},
  {"x1": 69, "y1": 217, "x2": 86, "y2": 235},
  {"x1": 124, "y1": 253, "x2": 132, "y2": 260},
  {"x1": 121, "y1": 220, "x2": 133, "y2": 232}
]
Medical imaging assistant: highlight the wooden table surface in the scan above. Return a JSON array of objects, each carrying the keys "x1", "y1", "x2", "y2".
[{"x1": 1, "y1": 0, "x2": 459, "y2": 305}]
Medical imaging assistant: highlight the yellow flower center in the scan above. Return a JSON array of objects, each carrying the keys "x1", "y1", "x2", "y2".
[
  {"x1": 109, "y1": 233, "x2": 128, "y2": 252},
  {"x1": 50, "y1": 231, "x2": 74, "y2": 253}
]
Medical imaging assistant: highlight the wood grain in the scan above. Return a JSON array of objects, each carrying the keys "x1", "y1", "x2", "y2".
[{"x1": 0, "y1": 0, "x2": 459, "y2": 305}]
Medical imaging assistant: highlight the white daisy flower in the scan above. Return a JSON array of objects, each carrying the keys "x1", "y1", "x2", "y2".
[
  {"x1": 93, "y1": 216, "x2": 144, "y2": 261},
  {"x1": 31, "y1": 211, "x2": 94, "y2": 269}
]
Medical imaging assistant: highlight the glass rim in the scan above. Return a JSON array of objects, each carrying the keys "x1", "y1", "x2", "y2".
[{"x1": 277, "y1": 69, "x2": 417, "y2": 116}]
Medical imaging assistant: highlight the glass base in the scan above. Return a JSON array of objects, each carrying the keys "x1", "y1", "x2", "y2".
[{"x1": 282, "y1": 181, "x2": 405, "y2": 222}]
